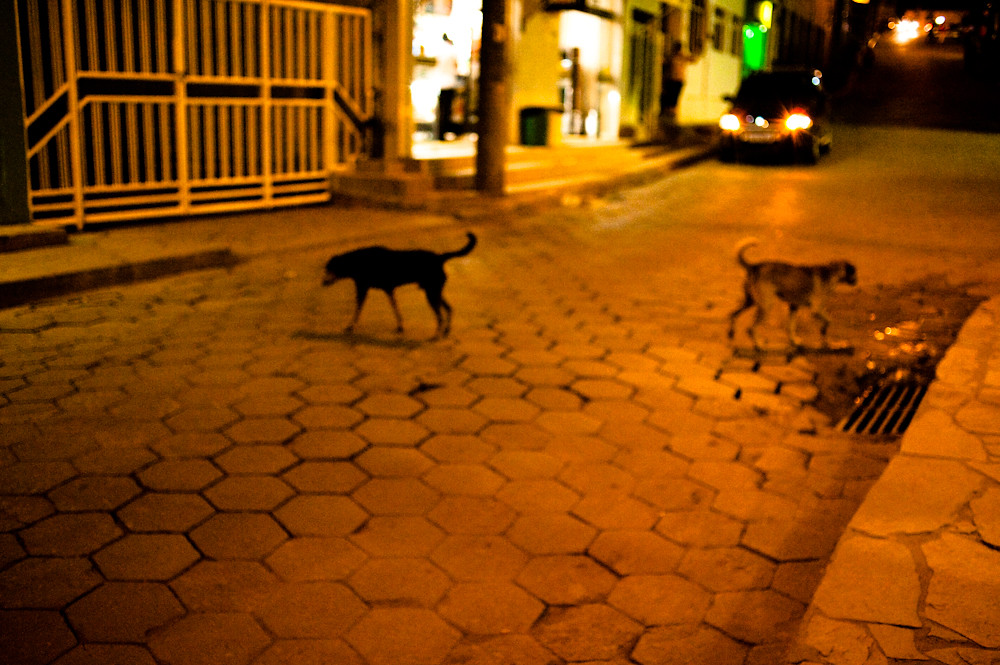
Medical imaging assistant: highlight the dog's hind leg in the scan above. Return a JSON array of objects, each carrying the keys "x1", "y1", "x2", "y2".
[
  {"x1": 347, "y1": 285, "x2": 370, "y2": 333},
  {"x1": 812, "y1": 307, "x2": 832, "y2": 347},
  {"x1": 786, "y1": 304, "x2": 804, "y2": 348},
  {"x1": 423, "y1": 286, "x2": 451, "y2": 337},
  {"x1": 728, "y1": 287, "x2": 754, "y2": 340}
]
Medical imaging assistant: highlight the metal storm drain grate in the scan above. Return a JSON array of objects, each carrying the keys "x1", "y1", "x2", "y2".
[{"x1": 839, "y1": 380, "x2": 928, "y2": 436}]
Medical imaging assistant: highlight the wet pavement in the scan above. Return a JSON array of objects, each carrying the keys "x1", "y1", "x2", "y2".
[{"x1": 1, "y1": 197, "x2": 998, "y2": 664}]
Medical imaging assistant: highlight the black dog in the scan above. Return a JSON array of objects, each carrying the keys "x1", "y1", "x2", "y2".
[{"x1": 322, "y1": 233, "x2": 477, "y2": 337}]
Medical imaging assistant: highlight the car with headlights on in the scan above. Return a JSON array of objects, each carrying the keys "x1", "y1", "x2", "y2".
[{"x1": 718, "y1": 68, "x2": 832, "y2": 164}]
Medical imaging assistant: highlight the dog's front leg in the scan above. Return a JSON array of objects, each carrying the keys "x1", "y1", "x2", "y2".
[
  {"x1": 786, "y1": 304, "x2": 805, "y2": 349},
  {"x1": 813, "y1": 308, "x2": 832, "y2": 347},
  {"x1": 387, "y1": 291, "x2": 404, "y2": 333},
  {"x1": 347, "y1": 285, "x2": 370, "y2": 333}
]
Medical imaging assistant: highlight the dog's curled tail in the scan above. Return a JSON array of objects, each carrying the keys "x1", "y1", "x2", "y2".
[
  {"x1": 441, "y1": 232, "x2": 477, "y2": 261},
  {"x1": 735, "y1": 237, "x2": 759, "y2": 270}
]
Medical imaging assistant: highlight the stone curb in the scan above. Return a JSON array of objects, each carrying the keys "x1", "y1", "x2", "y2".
[
  {"x1": 0, "y1": 248, "x2": 239, "y2": 310},
  {"x1": 790, "y1": 296, "x2": 1000, "y2": 664}
]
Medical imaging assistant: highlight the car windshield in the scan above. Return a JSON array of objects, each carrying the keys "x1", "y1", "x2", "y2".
[{"x1": 736, "y1": 73, "x2": 822, "y2": 106}]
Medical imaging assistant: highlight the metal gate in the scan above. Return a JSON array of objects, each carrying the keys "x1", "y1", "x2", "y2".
[{"x1": 16, "y1": 0, "x2": 372, "y2": 227}]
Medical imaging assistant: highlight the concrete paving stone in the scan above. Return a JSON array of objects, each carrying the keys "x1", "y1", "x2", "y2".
[
  {"x1": 506, "y1": 512, "x2": 596, "y2": 554},
  {"x1": 411, "y1": 384, "x2": 478, "y2": 408},
  {"x1": 523, "y1": 387, "x2": 582, "y2": 410},
  {"x1": 741, "y1": 518, "x2": 844, "y2": 562},
  {"x1": 93, "y1": 533, "x2": 200, "y2": 581},
  {"x1": 251, "y1": 639, "x2": 364, "y2": 665},
  {"x1": 354, "y1": 447, "x2": 434, "y2": 476},
  {"x1": 438, "y1": 581, "x2": 545, "y2": 634},
  {"x1": 473, "y1": 396, "x2": 541, "y2": 422},
  {"x1": 148, "y1": 612, "x2": 271, "y2": 665},
  {"x1": 185, "y1": 368, "x2": 253, "y2": 388},
  {"x1": 808, "y1": 452, "x2": 892, "y2": 481},
  {"x1": 117, "y1": 492, "x2": 215, "y2": 532},
  {"x1": 922, "y1": 532, "x2": 1000, "y2": 647},
  {"x1": 356, "y1": 393, "x2": 425, "y2": 418},
  {"x1": 544, "y1": 434, "x2": 618, "y2": 463},
  {"x1": 0, "y1": 495, "x2": 55, "y2": 530},
  {"x1": 51, "y1": 644, "x2": 158, "y2": 665},
  {"x1": 202, "y1": 476, "x2": 295, "y2": 511},
  {"x1": 352, "y1": 477, "x2": 440, "y2": 515},
  {"x1": 505, "y1": 348, "x2": 564, "y2": 366},
  {"x1": 515, "y1": 365, "x2": 577, "y2": 386},
  {"x1": 667, "y1": 432, "x2": 740, "y2": 462},
  {"x1": 149, "y1": 432, "x2": 229, "y2": 458},
  {"x1": 224, "y1": 417, "x2": 302, "y2": 444},
  {"x1": 772, "y1": 559, "x2": 828, "y2": 605},
  {"x1": 20, "y1": 512, "x2": 122, "y2": 556},
  {"x1": 169, "y1": 560, "x2": 277, "y2": 612},
  {"x1": 10, "y1": 432, "x2": 96, "y2": 465},
  {"x1": 164, "y1": 405, "x2": 240, "y2": 432},
  {"x1": 289, "y1": 430, "x2": 368, "y2": 459},
  {"x1": 422, "y1": 462, "x2": 506, "y2": 496},
  {"x1": 515, "y1": 554, "x2": 617, "y2": 605},
  {"x1": 65, "y1": 581, "x2": 184, "y2": 641},
  {"x1": 561, "y1": 358, "x2": 618, "y2": 378},
  {"x1": 572, "y1": 378, "x2": 634, "y2": 401},
  {"x1": 495, "y1": 479, "x2": 580, "y2": 513},
  {"x1": 536, "y1": 410, "x2": 603, "y2": 435},
  {"x1": 687, "y1": 460, "x2": 763, "y2": 490},
  {"x1": 190, "y1": 512, "x2": 287, "y2": 559},
  {"x1": 705, "y1": 589, "x2": 805, "y2": 644},
  {"x1": 0, "y1": 609, "x2": 77, "y2": 665},
  {"x1": 6, "y1": 382, "x2": 76, "y2": 403},
  {"x1": 354, "y1": 418, "x2": 430, "y2": 446},
  {"x1": 558, "y1": 462, "x2": 635, "y2": 495},
  {"x1": 138, "y1": 459, "x2": 222, "y2": 491},
  {"x1": 346, "y1": 607, "x2": 461, "y2": 665},
  {"x1": 46, "y1": 475, "x2": 140, "y2": 511},
  {"x1": 416, "y1": 406, "x2": 488, "y2": 434},
  {"x1": 445, "y1": 634, "x2": 558, "y2": 665},
  {"x1": 430, "y1": 534, "x2": 528, "y2": 581},
  {"x1": 584, "y1": 399, "x2": 650, "y2": 423},
  {"x1": 812, "y1": 535, "x2": 922, "y2": 627},
  {"x1": 609, "y1": 573, "x2": 713, "y2": 626},
  {"x1": 292, "y1": 404, "x2": 364, "y2": 429},
  {"x1": 296, "y1": 384, "x2": 364, "y2": 405},
  {"x1": 459, "y1": 355, "x2": 518, "y2": 376},
  {"x1": 532, "y1": 604, "x2": 643, "y2": 662},
  {"x1": 677, "y1": 546, "x2": 776, "y2": 592},
  {"x1": 479, "y1": 423, "x2": 552, "y2": 451},
  {"x1": 572, "y1": 491, "x2": 659, "y2": 530},
  {"x1": 347, "y1": 557, "x2": 448, "y2": 606},
  {"x1": 350, "y1": 515, "x2": 444, "y2": 557},
  {"x1": 0, "y1": 556, "x2": 102, "y2": 608},
  {"x1": 282, "y1": 461, "x2": 367, "y2": 493},
  {"x1": 693, "y1": 396, "x2": 758, "y2": 420},
  {"x1": 713, "y1": 487, "x2": 798, "y2": 522},
  {"x1": 427, "y1": 495, "x2": 516, "y2": 534},
  {"x1": 632, "y1": 476, "x2": 715, "y2": 512},
  {"x1": 465, "y1": 377, "x2": 528, "y2": 397},
  {"x1": 0, "y1": 533, "x2": 25, "y2": 567},
  {"x1": 489, "y1": 450, "x2": 564, "y2": 480},
  {"x1": 589, "y1": 530, "x2": 685, "y2": 574},
  {"x1": 420, "y1": 434, "x2": 496, "y2": 464},
  {"x1": 850, "y1": 457, "x2": 984, "y2": 536},
  {"x1": 903, "y1": 409, "x2": 988, "y2": 460},
  {"x1": 57, "y1": 388, "x2": 127, "y2": 413},
  {"x1": 655, "y1": 509, "x2": 744, "y2": 548},
  {"x1": 214, "y1": 445, "x2": 298, "y2": 474},
  {"x1": 254, "y1": 581, "x2": 366, "y2": 639},
  {"x1": 631, "y1": 624, "x2": 748, "y2": 665},
  {"x1": 614, "y1": 448, "x2": 690, "y2": 479},
  {"x1": 0, "y1": 461, "x2": 77, "y2": 494}
]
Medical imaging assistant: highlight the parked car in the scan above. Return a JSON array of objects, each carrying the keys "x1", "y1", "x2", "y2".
[{"x1": 718, "y1": 68, "x2": 832, "y2": 164}]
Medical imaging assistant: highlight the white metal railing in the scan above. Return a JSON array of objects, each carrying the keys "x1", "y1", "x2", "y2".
[{"x1": 17, "y1": 0, "x2": 372, "y2": 227}]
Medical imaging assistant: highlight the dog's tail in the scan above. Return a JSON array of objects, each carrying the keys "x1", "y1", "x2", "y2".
[
  {"x1": 440, "y1": 233, "x2": 477, "y2": 261},
  {"x1": 735, "y1": 237, "x2": 759, "y2": 270}
]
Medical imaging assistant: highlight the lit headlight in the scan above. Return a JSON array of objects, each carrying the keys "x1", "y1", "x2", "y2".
[
  {"x1": 785, "y1": 113, "x2": 813, "y2": 131},
  {"x1": 720, "y1": 114, "x2": 742, "y2": 131}
]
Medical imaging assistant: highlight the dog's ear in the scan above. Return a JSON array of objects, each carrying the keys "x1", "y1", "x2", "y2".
[{"x1": 842, "y1": 262, "x2": 858, "y2": 285}]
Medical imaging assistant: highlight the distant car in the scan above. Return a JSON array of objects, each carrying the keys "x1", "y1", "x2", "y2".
[{"x1": 718, "y1": 68, "x2": 832, "y2": 164}]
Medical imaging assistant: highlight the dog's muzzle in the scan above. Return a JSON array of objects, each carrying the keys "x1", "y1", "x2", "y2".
[{"x1": 322, "y1": 273, "x2": 338, "y2": 286}]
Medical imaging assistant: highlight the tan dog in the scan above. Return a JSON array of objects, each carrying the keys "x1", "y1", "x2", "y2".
[{"x1": 728, "y1": 239, "x2": 857, "y2": 350}]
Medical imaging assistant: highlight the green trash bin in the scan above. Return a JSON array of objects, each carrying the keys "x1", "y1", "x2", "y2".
[{"x1": 520, "y1": 107, "x2": 550, "y2": 146}]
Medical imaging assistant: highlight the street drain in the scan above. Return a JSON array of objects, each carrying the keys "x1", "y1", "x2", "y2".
[{"x1": 838, "y1": 380, "x2": 928, "y2": 436}]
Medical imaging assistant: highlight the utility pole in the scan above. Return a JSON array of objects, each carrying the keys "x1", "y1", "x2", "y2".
[{"x1": 476, "y1": 0, "x2": 508, "y2": 195}]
